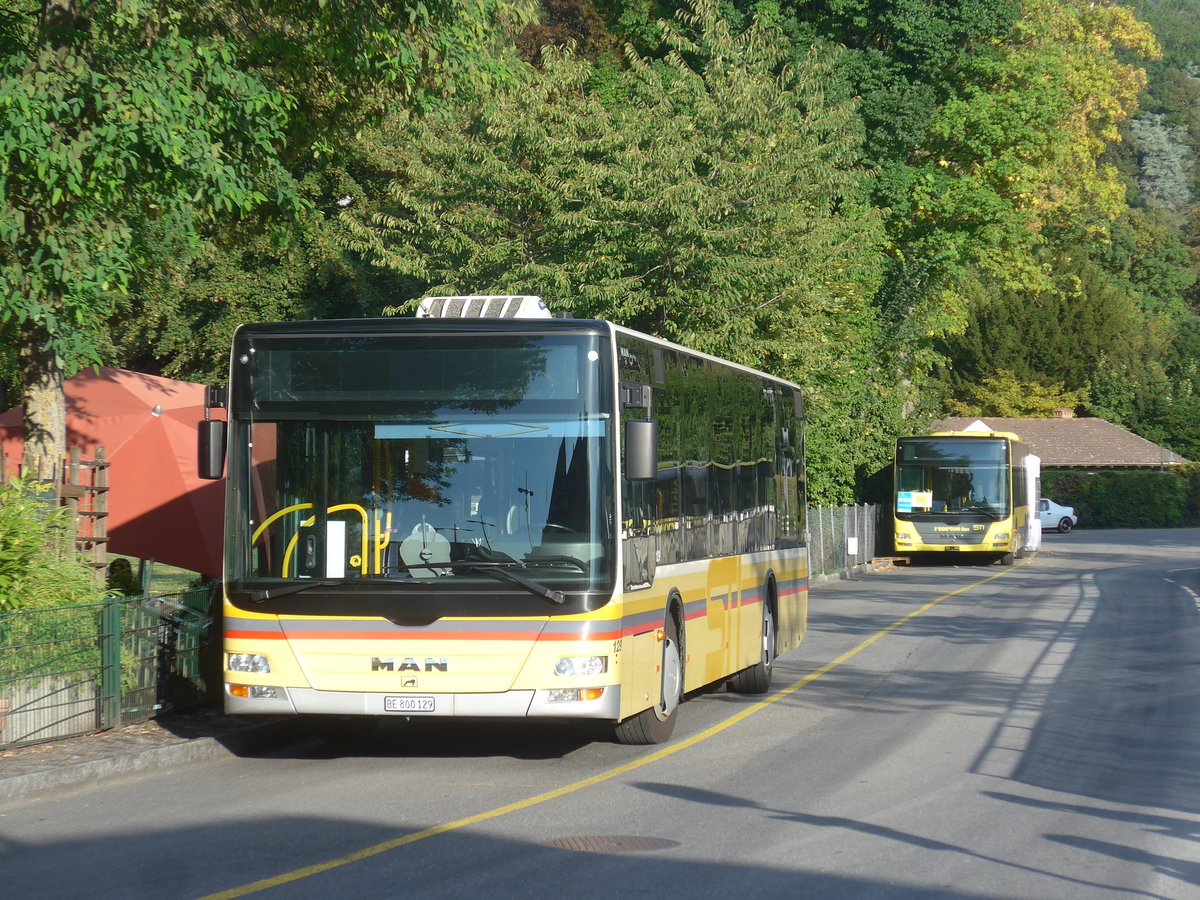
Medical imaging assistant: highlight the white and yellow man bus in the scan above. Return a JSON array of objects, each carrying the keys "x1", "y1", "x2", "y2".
[
  {"x1": 198, "y1": 296, "x2": 808, "y2": 744},
  {"x1": 893, "y1": 427, "x2": 1034, "y2": 565}
]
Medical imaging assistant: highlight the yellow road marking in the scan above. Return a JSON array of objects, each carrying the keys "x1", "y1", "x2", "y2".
[{"x1": 198, "y1": 567, "x2": 1013, "y2": 900}]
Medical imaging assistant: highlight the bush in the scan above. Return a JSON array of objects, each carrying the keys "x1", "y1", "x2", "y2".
[
  {"x1": 1042, "y1": 466, "x2": 1200, "y2": 528},
  {"x1": 0, "y1": 477, "x2": 103, "y2": 612}
]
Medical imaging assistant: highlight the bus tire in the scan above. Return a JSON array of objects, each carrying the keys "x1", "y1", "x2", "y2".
[
  {"x1": 614, "y1": 606, "x2": 683, "y2": 745},
  {"x1": 728, "y1": 591, "x2": 776, "y2": 694},
  {"x1": 999, "y1": 551, "x2": 1015, "y2": 566}
]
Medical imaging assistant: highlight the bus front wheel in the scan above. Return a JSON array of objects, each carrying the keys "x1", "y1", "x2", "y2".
[{"x1": 614, "y1": 608, "x2": 683, "y2": 745}]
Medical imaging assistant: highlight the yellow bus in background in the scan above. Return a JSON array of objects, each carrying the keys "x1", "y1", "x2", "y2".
[
  {"x1": 199, "y1": 296, "x2": 808, "y2": 744},
  {"x1": 893, "y1": 428, "x2": 1033, "y2": 566}
]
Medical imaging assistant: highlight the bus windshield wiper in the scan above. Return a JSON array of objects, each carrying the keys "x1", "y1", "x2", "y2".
[
  {"x1": 450, "y1": 562, "x2": 566, "y2": 605},
  {"x1": 231, "y1": 580, "x2": 335, "y2": 603},
  {"x1": 958, "y1": 506, "x2": 1002, "y2": 520},
  {"x1": 523, "y1": 554, "x2": 589, "y2": 573}
]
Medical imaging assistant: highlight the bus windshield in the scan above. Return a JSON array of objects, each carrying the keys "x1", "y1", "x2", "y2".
[
  {"x1": 895, "y1": 437, "x2": 1010, "y2": 518},
  {"x1": 226, "y1": 331, "x2": 615, "y2": 596}
]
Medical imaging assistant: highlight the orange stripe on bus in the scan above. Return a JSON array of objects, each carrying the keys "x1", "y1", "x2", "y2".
[{"x1": 226, "y1": 628, "x2": 633, "y2": 642}]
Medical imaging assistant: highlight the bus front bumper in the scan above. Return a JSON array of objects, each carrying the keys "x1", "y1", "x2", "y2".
[{"x1": 225, "y1": 684, "x2": 622, "y2": 720}]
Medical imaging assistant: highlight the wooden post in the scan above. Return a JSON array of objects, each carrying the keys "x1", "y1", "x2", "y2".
[
  {"x1": 64, "y1": 446, "x2": 109, "y2": 581},
  {"x1": 92, "y1": 447, "x2": 109, "y2": 577}
]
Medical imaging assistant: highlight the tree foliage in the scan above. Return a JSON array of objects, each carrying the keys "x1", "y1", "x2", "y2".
[
  {"x1": 3, "y1": 0, "x2": 1198, "y2": 515},
  {"x1": 0, "y1": 0, "x2": 532, "y2": 475},
  {"x1": 943, "y1": 369, "x2": 1087, "y2": 418},
  {"x1": 341, "y1": 1, "x2": 892, "y2": 500},
  {"x1": 0, "y1": 0, "x2": 299, "y2": 475}
]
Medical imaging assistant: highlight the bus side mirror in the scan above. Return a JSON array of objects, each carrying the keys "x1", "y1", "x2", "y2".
[
  {"x1": 198, "y1": 419, "x2": 227, "y2": 480},
  {"x1": 625, "y1": 419, "x2": 658, "y2": 482}
]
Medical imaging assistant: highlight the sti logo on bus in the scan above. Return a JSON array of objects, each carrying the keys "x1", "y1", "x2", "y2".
[{"x1": 372, "y1": 657, "x2": 449, "y2": 672}]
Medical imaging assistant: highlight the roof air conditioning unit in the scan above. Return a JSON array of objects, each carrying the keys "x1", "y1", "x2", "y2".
[{"x1": 415, "y1": 295, "x2": 551, "y2": 319}]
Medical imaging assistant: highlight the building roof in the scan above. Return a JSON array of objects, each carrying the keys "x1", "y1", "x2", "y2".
[{"x1": 932, "y1": 415, "x2": 1191, "y2": 469}]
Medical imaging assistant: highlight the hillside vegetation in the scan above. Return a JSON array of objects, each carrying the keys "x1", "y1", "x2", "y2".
[{"x1": 2, "y1": 0, "x2": 1198, "y2": 502}]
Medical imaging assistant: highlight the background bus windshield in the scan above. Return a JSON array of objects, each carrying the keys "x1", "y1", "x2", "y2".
[
  {"x1": 895, "y1": 438, "x2": 1010, "y2": 517},
  {"x1": 228, "y1": 332, "x2": 613, "y2": 591}
]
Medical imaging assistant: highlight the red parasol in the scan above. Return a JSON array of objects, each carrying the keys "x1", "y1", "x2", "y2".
[{"x1": 0, "y1": 368, "x2": 225, "y2": 577}]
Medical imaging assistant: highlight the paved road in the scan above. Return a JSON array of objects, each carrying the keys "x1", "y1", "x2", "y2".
[{"x1": 3, "y1": 529, "x2": 1198, "y2": 899}]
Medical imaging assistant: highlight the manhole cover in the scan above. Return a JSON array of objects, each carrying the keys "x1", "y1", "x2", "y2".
[{"x1": 543, "y1": 835, "x2": 680, "y2": 853}]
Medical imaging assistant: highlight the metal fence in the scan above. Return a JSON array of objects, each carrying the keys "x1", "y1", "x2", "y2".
[
  {"x1": 0, "y1": 588, "x2": 213, "y2": 749},
  {"x1": 0, "y1": 504, "x2": 885, "y2": 749},
  {"x1": 807, "y1": 503, "x2": 884, "y2": 579}
]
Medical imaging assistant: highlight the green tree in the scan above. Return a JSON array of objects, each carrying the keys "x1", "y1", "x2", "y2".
[
  {"x1": 937, "y1": 249, "x2": 1143, "y2": 397},
  {"x1": 1, "y1": 0, "x2": 296, "y2": 478},
  {"x1": 943, "y1": 369, "x2": 1087, "y2": 417},
  {"x1": 342, "y1": 0, "x2": 890, "y2": 500},
  {"x1": 0, "y1": 0, "x2": 533, "y2": 475},
  {"x1": 908, "y1": 0, "x2": 1157, "y2": 297},
  {"x1": 1091, "y1": 322, "x2": 1200, "y2": 461}
]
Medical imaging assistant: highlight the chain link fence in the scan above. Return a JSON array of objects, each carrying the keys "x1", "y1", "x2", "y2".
[{"x1": 807, "y1": 503, "x2": 884, "y2": 579}]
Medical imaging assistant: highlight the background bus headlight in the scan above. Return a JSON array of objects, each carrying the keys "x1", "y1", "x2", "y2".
[
  {"x1": 554, "y1": 656, "x2": 607, "y2": 677},
  {"x1": 228, "y1": 653, "x2": 271, "y2": 673}
]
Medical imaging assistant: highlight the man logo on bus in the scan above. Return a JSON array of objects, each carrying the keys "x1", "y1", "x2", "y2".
[{"x1": 372, "y1": 657, "x2": 449, "y2": 672}]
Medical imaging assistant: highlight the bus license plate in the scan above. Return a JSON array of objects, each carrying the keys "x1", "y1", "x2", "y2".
[{"x1": 385, "y1": 695, "x2": 435, "y2": 713}]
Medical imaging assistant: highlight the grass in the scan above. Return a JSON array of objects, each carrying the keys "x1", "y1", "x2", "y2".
[{"x1": 109, "y1": 556, "x2": 206, "y2": 597}]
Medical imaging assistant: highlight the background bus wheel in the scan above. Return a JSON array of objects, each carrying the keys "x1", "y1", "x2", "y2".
[
  {"x1": 614, "y1": 609, "x2": 683, "y2": 745},
  {"x1": 728, "y1": 597, "x2": 776, "y2": 694}
]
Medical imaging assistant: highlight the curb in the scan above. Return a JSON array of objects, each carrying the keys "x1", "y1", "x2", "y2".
[
  {"x1": 810, "y1": 558, "x2": 894, "y2": 586},
  {"x1": 0, "y1": 718, "x2": 305, "y2": 802}
]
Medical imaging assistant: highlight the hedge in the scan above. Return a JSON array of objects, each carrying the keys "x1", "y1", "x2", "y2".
[{"x1": 1041, "y1": 466, "x2": 1200, "y2": 528}]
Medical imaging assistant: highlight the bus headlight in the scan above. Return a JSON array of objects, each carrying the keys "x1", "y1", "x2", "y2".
[
  {"x1": 554, "y1": 656, "x2": 607, "y2": 677},
  {"x1": 993, "y1": 533, "x2": 1011, "y2": 542},
  {"x1": 895, "y1": 532, "x2": 912, "y2": 542},
  {"x1": 228, "y1": 653, "x2": 271, "y2": 673}
]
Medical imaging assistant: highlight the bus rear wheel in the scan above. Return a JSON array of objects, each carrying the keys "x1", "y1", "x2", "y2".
[
  {"x1": 614, "y1": 609, "x2": 683, "y2": 745},
  {"x1": 728, "y1": 597, "x2": 776, "y2": 694}
]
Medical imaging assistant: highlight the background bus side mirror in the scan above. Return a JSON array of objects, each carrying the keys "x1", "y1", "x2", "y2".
[
  {"x1": 198, "y1": 420, "x2": 227, "y2": 480},
  {"x1": 625, "y1": 419, "x2": 658, "y2": 482}
]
